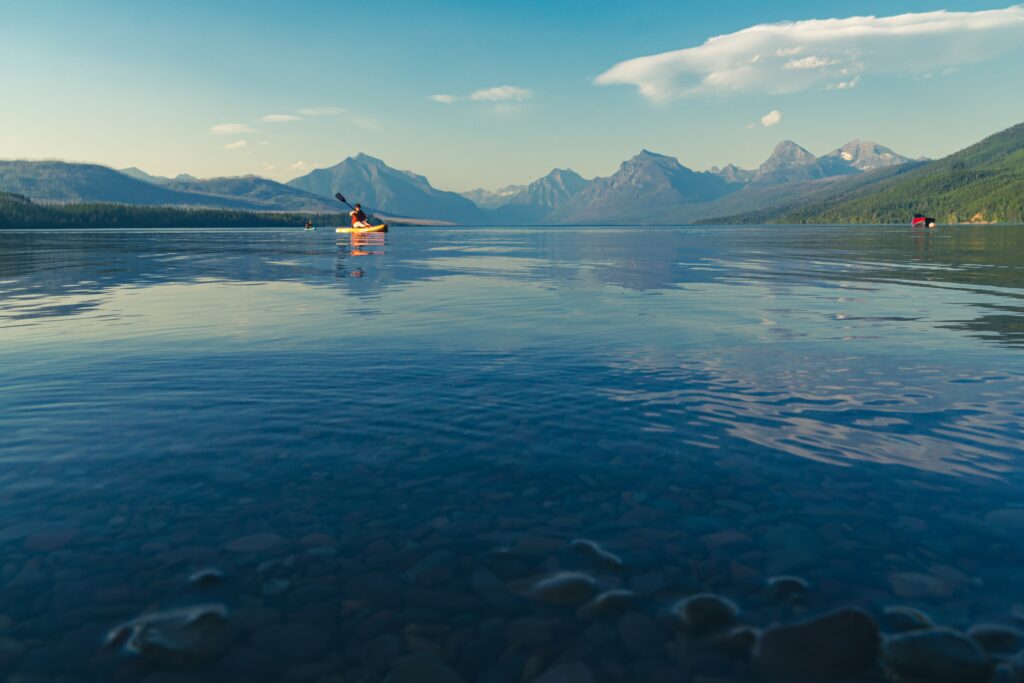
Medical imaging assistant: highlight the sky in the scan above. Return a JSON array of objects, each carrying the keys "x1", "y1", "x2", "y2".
[{"x1": 2, "y1": 0, "x2": 1024, "y2": 192}]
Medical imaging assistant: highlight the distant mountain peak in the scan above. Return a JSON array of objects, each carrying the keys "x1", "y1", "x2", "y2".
[
  {"x1": 767, "y1": 140, "x2": 816, "y2": 163},
  {"x1": 287, "y1": 154, "x2": 483, "y2": 223},
  {"x1": 825, "y1": 140, "x2": 910, "y2": 171},
  {"x1": 711, "y1": 163, "x2": 756, "y2": 184}
]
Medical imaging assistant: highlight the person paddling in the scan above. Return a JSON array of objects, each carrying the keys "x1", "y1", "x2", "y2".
[
  {"x1": 350, "y1": 203, "x2": 370, "y2": 228},
  {"x1": 304, "y1": 219, "x2": 314, "y2": 230}
]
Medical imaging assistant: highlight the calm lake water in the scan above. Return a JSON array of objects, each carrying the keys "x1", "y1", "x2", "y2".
[{"x1": 1, "y1": 225, "x2": 1023, "y2": 682}]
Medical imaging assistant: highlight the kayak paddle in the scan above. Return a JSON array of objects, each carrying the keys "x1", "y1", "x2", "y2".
[{"x1": 335, "y1": 192, "x2": 357, "y2": 212}]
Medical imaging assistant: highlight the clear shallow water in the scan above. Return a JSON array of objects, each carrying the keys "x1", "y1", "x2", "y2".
[{"x1": 1, "y1": 225, "x2": 1023, "y2": 682}]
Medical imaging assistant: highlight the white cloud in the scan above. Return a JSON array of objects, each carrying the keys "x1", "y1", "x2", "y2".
[
  {"x1": 290, "y1": 160, "x2": 320, "y2": 171},
  {"x1": 595, "y1": 5, "x2": 1024, "y2": 100},
  {"x1": 827, "y1": 76, "x2": 861, "y2": 90},
  {"x1": 429, "y1": 94, "x2": 457, "y2": 104},
  {"x1": 298, "y1": 106, "x2": 346, "y2": 116},
  {"x1": 783, "y1": 56, "x2": 836, "y2": 70},
  {"x1": 224, "y1": 140, "x2": 248, "y2": 150},
  {"x1": 210, "y1": 123, "x2": 256, "y2": 135},
  {"x1": 761, "y1": 110, "x2": 782, "y2": 127},
  {"x1": 259, "y1": 114, "x2": 301, "y2": 123},
  {"x1": 469, "y1": 85, "x2": 532, "y2": 102}
]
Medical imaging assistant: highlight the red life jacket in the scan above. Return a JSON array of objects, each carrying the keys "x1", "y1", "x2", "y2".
[{"x1": 351, "y1": 209, "x2": 366, "y2": 225}]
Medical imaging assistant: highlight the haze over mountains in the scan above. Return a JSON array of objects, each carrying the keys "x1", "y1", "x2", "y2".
[{"x1": 0, "y1": 136, "x2": 921, "y2": 226}]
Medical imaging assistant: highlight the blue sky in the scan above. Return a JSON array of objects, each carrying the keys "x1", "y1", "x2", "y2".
[{"x1": 2, "y1": 0, "x2": 1023, "y2": 191}]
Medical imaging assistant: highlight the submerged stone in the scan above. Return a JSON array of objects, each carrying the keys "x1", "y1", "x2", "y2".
[
  {"x1": 570, "y1": 539, "x2": 625, "y2": 572},
  {"x1": 261, "y1": 578, "x2": 291, "y2": 597},
  {"x1": 881, "y1": 606, "x2": 934, "y2": 633},
  {"x1": 105, "y1": 604, "x2": 231, "y2": 668},
  {"x1": 967, "y1": 623, "x2": 1024, "y2": 657},
  {"x1": 225, "y1": 532, "x2": 288, "y2": 554},
  {"x1": 577, "y1": 590, "x2": 637, "y2": 619},
  {"x1": 531, "y1": 661, "x2": 597, "y2": 683},
  {"x1": 670, "y1": 593, "x2": 738, "y2": 636},
  {"x1": 766, "y1": 575, "x2": 809, "y2": 603},
  {"x1": 404, "y1": 549, "x2": 458, "y2": 586},
  {"x1": 755, "y1": 607, "x2": 879, "y2": 682},
  {"x1": 710, "y1": 626, "x2": 758, "y2": 659},
  {"x1": 882, "y1": 628, "x2": 992, "y2": 683},
  {"x1": 385, "y1": 652, "x2": 464, "y2": 683},
  {"x1": 188, "y1": 568, "x2": 224, "y2": 588},
  {"x1": 526, "y1": 572, "x2": 596, "y2": 606}
]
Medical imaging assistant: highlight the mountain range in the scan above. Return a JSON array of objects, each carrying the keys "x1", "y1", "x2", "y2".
[
  {"x1": 714, "y1": 122, "x2": 1024, "y2": 225},
  {"x1": 5, "y1": 124, "x2": 1023, "y2": 225}
]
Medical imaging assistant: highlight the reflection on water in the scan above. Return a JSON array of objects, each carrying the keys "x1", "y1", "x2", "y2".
[{"x1": 1, "y1": 225, "x2": 1024, "y2": 682}]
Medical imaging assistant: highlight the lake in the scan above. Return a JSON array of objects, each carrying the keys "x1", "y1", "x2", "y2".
[{"x1": 2, "y1": 225, "x2": 1023, "y2": 682}]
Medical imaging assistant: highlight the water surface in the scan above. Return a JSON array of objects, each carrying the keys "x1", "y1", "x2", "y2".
[{"x1": 1, "y1": 225, "x2": 1023, "y2": 682}]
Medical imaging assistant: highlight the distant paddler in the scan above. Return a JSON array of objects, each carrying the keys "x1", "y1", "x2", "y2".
[{"x1": 304, "y1": 219, "x2": 315, "y2": 230}]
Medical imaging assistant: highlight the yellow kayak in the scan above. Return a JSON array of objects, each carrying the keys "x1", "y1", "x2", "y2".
[{"x1": 336, "y1": 224, "x2": 388, "y2": 234}]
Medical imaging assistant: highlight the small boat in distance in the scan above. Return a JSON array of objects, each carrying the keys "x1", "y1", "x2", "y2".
[
  {"x1": 912, "y1": 213, "x2": 937, "y2": 228},
  {"x1": 304, "y1": 220, "x2": 316, "y2": 231}
]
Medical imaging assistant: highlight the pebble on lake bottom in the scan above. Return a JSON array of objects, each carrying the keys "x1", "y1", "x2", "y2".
[
  {"x1": 670, "y1": 593, "x2": 739, "y2": 636},
  {"x1": 104, "y1": 604, "x2": 232, "y2": 668},
  {"x1": 882, "y1": 627, "x2": 992, "y2": 683},
  {"x1": 526, "y1": 572, "x2": 597, "y2": 606},
  {"x1": 755, "y1": 607, "x2": 879, "y2": 682}
]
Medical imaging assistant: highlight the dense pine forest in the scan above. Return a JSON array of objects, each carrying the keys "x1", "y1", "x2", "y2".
[{"x1": 0, "y1": 192, "x2": 347, "y2": 229}]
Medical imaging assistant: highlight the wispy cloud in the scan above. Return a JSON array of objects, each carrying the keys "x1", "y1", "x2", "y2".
[
  {"x1": 760, "y1": 110, "x2": 782, "y2": 127},
  {"x1": 289, "y1": 160, "x2": 320, "y2": 171},
  {"x1": 210, "y1": 123, "x2": 256, "y2": 135},
  {"x1": 595, "y1": 6, "x2": 1024, "y2": 100},
  {"x1": 298, "y1": 106, "x2": 346, "y2": 116},
  {"x1": 469, "y1": 85, "x2": 532, "y2": 102},
  {"x1": 224, "y1": 140, "x2": 248, "y2": 150},
  {"x1": 827, "y1": 76, "x2": 861, "y2": 90},
  {"x1": 429, "y1": 94, "x2": 457, "y2": 104},
  {"x1": 259, "y1": 114, "x2": 301, "y2": 123}
]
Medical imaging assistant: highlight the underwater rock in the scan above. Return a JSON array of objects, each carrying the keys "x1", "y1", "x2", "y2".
[
  {"x1": 881, "y1": 606, "x2": 934, "y2": 633},
  {"x1": 105, "y1": 604, "x2": 231, "y2": 668},
  {"x1": 505, "y1": 617, "x2": 558, "y2": 646},
  {"x1": 968, "y1": 623, "x2": 1024, "y2": 657},
  {"x1": 261, "y1": 578, "x2": 291, "y2": 597},
  {"x1": 617, "y1": 612, "x2": 665, "y2": 659},
  {"x1": 755, "y1": 607, "x2": 879, "y2": 682},
  {"x1": 882, "y1": 628, "x2": 992, "y2": 683},
  {"x1": 570, "y1": 539, "x2": 625, "y2": 572},
  {"x1": 888, "y1": 572, "x2": 958, "y2": 599},
  {"x1": 404, "y1": 549, "x2": 457, "y2": 586},
  {"x1": 188, "y1": 568, "x2": 224, "y2": 588},
  {"x1": 250, "y1": 622, "x2": 330, "y2": 663},
  {"x1": 225, "y1": 532, "x2": 288, "y2": 554},
  {"x1": 577, "y1": 590, "x2": 637, "y2": 619},
  {"x1": 670, "y1": 593, "x2": 739, "y2": 636},
  {"x1": 0, "y1": 636, "x2": 26, "y2": 672},
  {"x1": 385, "y1": 652, "x2": 464, "y2": 683},
  {"x1": 766, "y1": 575, "x2": 809, "y2": 603},
  {"x1": 526, "y1": 572, "x2": 596, "y2": 606},
  {"x1": 710, "y1": 626, "x2": 758, "y2": 659},
  {"x1": 531, "y1": 660, "x2": 597, "y2": 683}
]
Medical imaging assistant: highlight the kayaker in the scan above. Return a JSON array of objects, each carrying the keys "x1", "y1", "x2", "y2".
[
  {"x1": 350, "y1": 203, "x2": 370, "y2": 228},
  {"x1": 304, "y1": 220, "x2": 314, "y2": 230}
]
